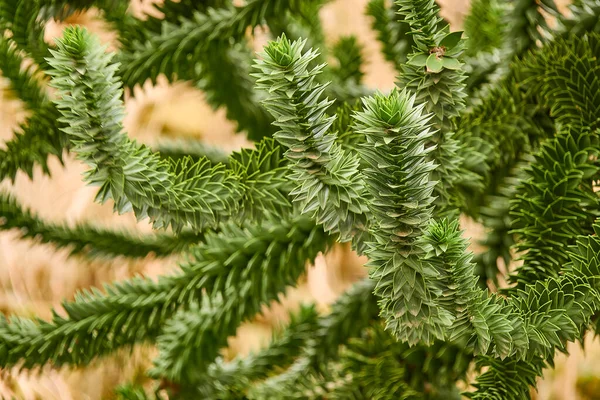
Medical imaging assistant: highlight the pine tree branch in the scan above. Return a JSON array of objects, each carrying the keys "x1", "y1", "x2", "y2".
[
  {"x1": 184, "y1": 305, "x2": 319, "y2": 398},
  {"x1": 396, "y1": 0, "x2": 483, "y2": 214},
  {"x1": 147, "y1": 217, "x2": 329, "y2": 383},
  {"x1": 473, "y1": 159, "x2": 530, "y2": 286},
  {"x1": 253, "y1": 35, "x2": 369, "y2": 243},
  {"x1": 454, "y1": 64, "x2": 551, "y2": 216},
  {"x1": 354, "y1": 89, "x2": 453, "y2": 345},
  {"x1": 118, "y1": 0, "x2": 320, "y2": 88},
  {"x1": 0, "y1": 37, "x2": 67, "y2": 181},
  {"x1": 505, "y1": 0, "x2": 560, "y2": 57},
  {"x1": 87, "y1": 0, "x2": 275, "y2": 141},
  {"x1": 0, "y1": 37, "x2": 47, "y2": 110},
  {"x1": 467, "y1": 356, "x2": 546, "y2": 399},
  {"x1": 323, "y1": 36, "x2": 372, "y2": 109},
  {"x1": 227, "y1": 138, "x2": 292, "y2": 221},
  {"x1": 0, "y1": 215, "x2": 329, "y2": 368},
  {"x1": 421, "y1": 219, "x2": 515, "y2": 358},
  {"x1": 329, "y1": 36, "x2": 365, "y2": 87},
  {"x1": 0, "y1": 191, "x2": 200, "y2": 259},
  {"x1": 248, "y1": 279, "x2": 379, "y2": 398},
  {"x1": 467, "y1": 230, "x2": 600, "y2": 398},
  {"x1": 46, "y1": 27, "x2": 239, "y2": 232},
  {"x1": 326, "y1": 327, "x2": 469, "y2": 399},
  {"x1": 521, "y1": 33, "x2": 600, "y2": 130},
  {"x1": 47, "y1": 27, "x2": 292, "y2": 232},
  {"x1": 463, "y1": 0, "x2": 504, "y2": 57},
  {"x1": 510, "y1": 128, "x2": 600, "y2": 287},
  {"x1": 324, "y1": 326, "x2": 422, "y2": 399},
  {"x1": 332, "y1": 102, "x2": 367, "y2": 153},
  {"x1": 0, "y1": 0, "x2": 50, "y2": 68}
]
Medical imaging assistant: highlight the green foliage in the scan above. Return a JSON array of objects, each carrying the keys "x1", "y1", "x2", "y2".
[
  {"x1": 118, "y1": 0, "x2": 320, "y2": 87},
  {"x1": 3, "y1": 1, "x2": 600, "y2": 399},
  {"x1": 193, "y1": 305, "x2": 319, "y2": 399},
  {"x1": 505, "y1": 0, "x2": 560, "y2": 56},
  {"x1": 510, "y1": 129, "x2": 600, "y2": 287},
  {"x1": 0, "y1": 36, "x2": 67, "y2": 181},
  {"x1": 463, "y1": 0, "x2": 504, "y2": 56},
  {"x1": 0, "y1": 191, "x2": 201, "y2": 258},
  {"x1": 248, "y1": 278, "x2": 380, "y2": 398},
  {"x1": 396, "y1": 0, "x2": 482, "y2": 214},
  {"x1": 355, "y1": 89, "x2": 452, "y2": 345},
  {"x1": 254, "y1": 35, "x2": 368, "y2": 243},
  {"x1": 330, "y1": 36, "x2": 365, "y2": 85},
  {"x1": 154, "y1": 138, "x2": 231, "y2": 166},
  {"x1": 0, "y1": 214, "x2": 328, "y2": 369}
]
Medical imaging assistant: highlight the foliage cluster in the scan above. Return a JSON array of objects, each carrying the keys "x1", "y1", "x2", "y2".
[{"x1": 2, "y1": 0, "x2": 600, "y2": 398}]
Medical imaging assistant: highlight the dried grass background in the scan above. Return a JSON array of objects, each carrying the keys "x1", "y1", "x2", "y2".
[{"x1": 1, "y1": 0, "x2": 600, "y2": 399}]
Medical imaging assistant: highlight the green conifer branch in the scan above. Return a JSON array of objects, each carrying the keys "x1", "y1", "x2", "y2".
[
  {"x1": 560, "y1": 0, "x2": 600, "y2": 36},
  {"x1": 228, "y1": 138, "x2": 292, "y2": 221},
  {"x1": 89, "y1": 0, "x2": 276, "y2": 141},
  {"x1": 253, "y1": 35, "x2": 368, "y2": 242},
  {"x1": 422, "y1": 219, "x2": 515, "y2": 358},
  {"x1": 326, "y1": 327, "x2": 470, "y2": 399},
  {"x1": 181, "y1": 305, "x2": 319, "y2": 399},
  {"x1": 332, "y1": 102, "x2": 367, "y2": 153},
  {"x1": 0, "y1": 36, "x2": 67, "y2": 181},
  {"x1": 326, "y1": 326, "x2": 424, "y2": 399},
  {"x1": 0, "y1": 215, "x2": 328, "y2": 368},
  {"x1": 468, "y1": 230, "x2": 600, "y2": 398},
  {"x1": 0, "y1": 37, "x2": 47, "y2": 110},
  {"x1": 118, "y1": 0, "x2": 319, "y2": 88},
  {"x1": 521, "y1": 33, "x2": 600, "y2": 130},
  {"x1": 116, "y1": 384, "x2": 166, "y2": 400},
  {"x1": 0, "y1": 105, "x2": 67, "y2": 181},
  {"x1": 48, "y1": 27, "x2": 287, "y2": 232},
  {"x1": 148, "y1": 217, "x2": 329, "y2": 383},
  {"x1": 510, "y1": 128, "x2": 600, "y2": 287},
  {"x1": 0, "y1": 0, "x2": 49, "y2": 67},
  {"x1": 329, "y1": 36, "x2": 365, "y2": 86},
  {"x1": 469, "y1": 272, "x2": 600, "y2": 398},
  {"x1": 473, "y1": 160, "x2": 529, "y2": 285},
  {"x1": 454, "y1": 68, "x2": 550, "y2": 215},
  {"x1": 354, "y1": 89, "x2": 454, "y2": 345},
  {"x1": 247, "y1": 279, "x2": 379, "y2": 398},
  {"x1": 463, "y1": 0, "x2": 504, "y2": 57},
  {"x1": 505, "y1": 0, "x2": 560, "y2": 57},
  {"x1": 396, "y1": 0, "x2": 482, "y2": 214},
  {"x1": 467, "y1": 356, "x2": 546, "y2": 399},
  {"x1": 195, "y1": 43, "x2": 276, "y2": 141},
  {"x1": 0, "y1": 191, "x2": 200, "y2": 259}
]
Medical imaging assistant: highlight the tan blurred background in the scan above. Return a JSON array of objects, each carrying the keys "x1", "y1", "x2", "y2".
[{"x1": 1, "y1": 0, "x2": 600, "y2": 399}]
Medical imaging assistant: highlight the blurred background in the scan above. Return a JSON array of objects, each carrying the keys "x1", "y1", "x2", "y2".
[{"x1": 1, "y1": 0, "x2": 600, "y2": 398}]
